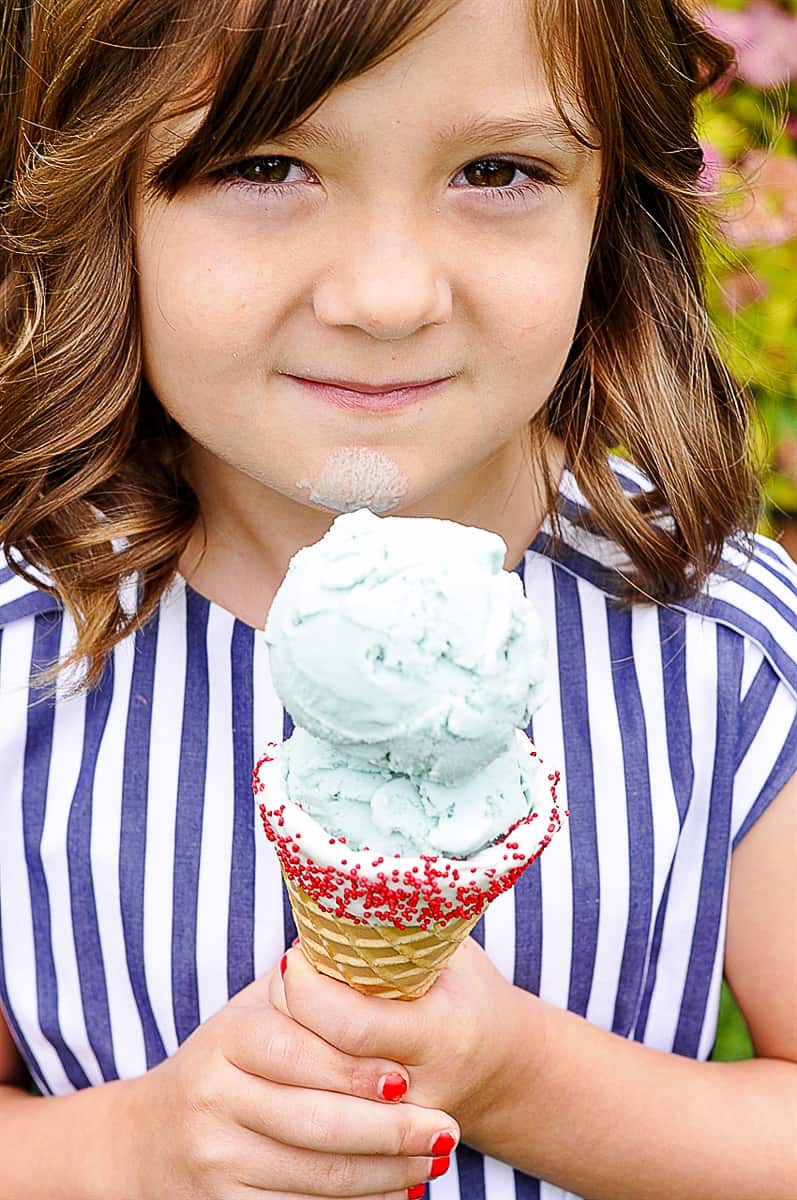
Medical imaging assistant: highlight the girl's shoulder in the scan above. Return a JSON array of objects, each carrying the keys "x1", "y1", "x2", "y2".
[
  {"x1": 0, "y1": 549, "x2": 61, "y2": 630},
  {"x1": 532, "y1": 455, "x2": 797, "y2": 705}
]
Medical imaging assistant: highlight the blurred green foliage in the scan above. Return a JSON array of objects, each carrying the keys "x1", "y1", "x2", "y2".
[
  {"x1": 699, "y1": 0, "x2": 794, "y2": 1064},
  {"x1": 698, "y1": 0, "x2": 797, "y2": 537}
]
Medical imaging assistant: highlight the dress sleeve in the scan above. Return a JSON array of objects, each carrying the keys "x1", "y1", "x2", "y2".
[{"x1": 731, "y1": 640, "x2": 797, "y2": 847}]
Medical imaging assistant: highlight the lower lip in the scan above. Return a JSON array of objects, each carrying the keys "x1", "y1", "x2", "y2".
[{"x1": 287, "y1": 375, "x2": 450, "y2": 413}]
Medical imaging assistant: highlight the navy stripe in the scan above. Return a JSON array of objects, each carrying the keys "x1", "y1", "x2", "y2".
[
  {"x1": 735, "y1": 659, "x2": 779, "y2": 770},
  {"x1": 554, "y1": 570, "x2": 600, "y2": 1017},
  {"x1": 228, "y1": 622, "x2": 256, "y2": 997},
  {"x1": 281, "y1": 709, "x2": 298, "y2": 946},
  {"x1": 513, "y1": 861, "x2": 542, "y2": 996},
  {"x1": 733, "y1": 709, "x2": 797, "y2": 847},
  {"x1": 0, "y1": 590, "x2": 60, "y2": 628},
  {"x1": 531, "y1": 530, "x2": 624, "y2": 599},
  {"x1": 171, "y1": 590, "x2": 210, "y2": 1043},
  {"x1": 658, "y1": 608, "x2": 694, "y2": 825},
  {"x1": 673, "y1": 626, "x2": 741, "y2": 1057},
  {"x1": 608, "y1": 606, "x2": 654, "y2": 1036},
  {"x1": 120, "y1": 617, "x2": 167, "y2": 1069},
  {"x1": 0, "y1": 564, "x2": 15, "y2": 584},
  {"x1": 23, "y1": 613, "x2": 91, "y2": 1089},
  {"x1": 67, "y1": 647, "x2": 118, "y2": 1080},
  {"x1": 514, "y1": 1170, "x2": 540, "y2": 1199},
  {"x1": 455, "y1": 1145, "x2": 486, "y2": 1200}
]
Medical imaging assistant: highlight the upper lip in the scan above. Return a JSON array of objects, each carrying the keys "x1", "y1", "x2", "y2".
[{"x1": 289, "y1": 374, "x2": 451, "y2": 394}]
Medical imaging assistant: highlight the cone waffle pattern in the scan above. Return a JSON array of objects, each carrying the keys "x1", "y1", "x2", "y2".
[{"x1": 284, "y1": 872, "x2": 481, "y2": 999}]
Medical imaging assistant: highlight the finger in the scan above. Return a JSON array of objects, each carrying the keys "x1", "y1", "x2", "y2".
[
  {"x1": 234, "y1": 1083, "x2": 459, "y2": 1158},
  {"x1": 221, "y1": 1003, "x2": 411, "y2": 1104},
  {"x1": 282, "y1": 947, "x2": 427, "y2": 1063},
  {"x1": 235, "y1": 1128, "x2": 442, "y2": 1196},
  {"x1": 240, "y1": 1189, "x2": 426, "y2": 1200}
]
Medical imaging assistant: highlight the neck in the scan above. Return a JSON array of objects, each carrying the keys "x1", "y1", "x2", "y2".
[{"x1": 177, "y1": 433, "x2": 564, "y2": 629}]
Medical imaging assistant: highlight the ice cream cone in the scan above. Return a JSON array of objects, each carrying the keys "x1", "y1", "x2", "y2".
[
  {"x1": 283, "y1": 870, "x2": 481, "y2": 999},
  {"x1": 254, "y1": 740, "x2": 562, "y2": 1000}
]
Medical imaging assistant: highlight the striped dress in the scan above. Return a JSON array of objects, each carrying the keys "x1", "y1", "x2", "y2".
[{"x1": 1, "y1": 459, "x2": 796, "y2": 1200}]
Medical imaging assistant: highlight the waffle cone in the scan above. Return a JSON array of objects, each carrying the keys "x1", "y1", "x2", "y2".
[{"x1": 283, "y1": 869, "x2": 481, "y2": 999}]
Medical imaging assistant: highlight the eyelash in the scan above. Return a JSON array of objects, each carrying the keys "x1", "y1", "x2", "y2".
[{"x1": 214, "y1": 154, "x2": 557, "y2": 207}]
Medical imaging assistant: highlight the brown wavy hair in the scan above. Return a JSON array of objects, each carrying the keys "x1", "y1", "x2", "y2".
[{"x1": 1, "y1": 0, "x2": 757, "y2": 688}]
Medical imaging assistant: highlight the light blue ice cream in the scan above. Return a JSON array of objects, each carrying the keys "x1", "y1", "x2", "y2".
[
  {"x1": 276, "y1": 725, "x2": 543, "y2": 858},
  {"x1": 265, "y1": 509, "x2": 546, "y2": 786}
]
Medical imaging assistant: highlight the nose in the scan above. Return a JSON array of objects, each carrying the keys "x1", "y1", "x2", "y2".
[{"x1": 312, "y1": 213, "x2": 452, "y2": 340}]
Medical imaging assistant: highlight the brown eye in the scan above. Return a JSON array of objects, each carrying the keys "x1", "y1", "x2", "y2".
[
  {"x1": 463, "y1": 159, "x2": 520, "y2": 188},
  {"x1": 237, "y1": 156, "x2": 296, "y2": 184}
]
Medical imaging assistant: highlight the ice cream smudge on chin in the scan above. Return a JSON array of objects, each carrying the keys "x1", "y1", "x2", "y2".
[{"x1": 296, "y1": 447, "x2": 407, "y2": 513}]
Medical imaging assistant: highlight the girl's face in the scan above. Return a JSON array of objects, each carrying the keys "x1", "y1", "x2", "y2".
[{"x1": 134, "y1": 0, "x2": 601, "y2": 521}]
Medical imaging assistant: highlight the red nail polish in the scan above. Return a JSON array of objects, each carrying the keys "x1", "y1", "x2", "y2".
[
  {"x1": 279, "y1": 953, "x2": 288, "y2": 978},
  {"x1": 291, "y1": 936, "x2": 300, "y2": 947},
  {"x1": 407, "y1": 1186, "x2": 427, "y2": 1199},
  {"x1": 431, "y1": 1131, "x2": 457, "y2": 1156},
  {"x1": 430, "y1": 1156, "x2": 450, "y2": 1179},
  {"x1": 377, "y1": 1072, "x2": 408, "y2": 1102}
]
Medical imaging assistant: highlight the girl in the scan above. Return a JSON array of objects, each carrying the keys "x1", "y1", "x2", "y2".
[{"x1": 0, "y1": 0, "x2": 795, "y2": 1197}]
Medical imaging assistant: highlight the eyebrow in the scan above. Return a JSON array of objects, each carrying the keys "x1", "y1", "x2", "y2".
[{"x1": 276, "y1": 107, "x2": 593, "y2": 156}]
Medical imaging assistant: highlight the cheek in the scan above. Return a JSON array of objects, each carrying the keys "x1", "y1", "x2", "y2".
[{"x1": 136, "y1": 213, "x2": 282, "y2": 374}]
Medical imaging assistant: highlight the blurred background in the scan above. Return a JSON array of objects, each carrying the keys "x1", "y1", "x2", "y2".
[
  {"x1": 698, "y1": 0, "x2": 797, "y2": 556},
  {"x1": 697, "y1": 0, "x2": 797, "y2": 1061}
]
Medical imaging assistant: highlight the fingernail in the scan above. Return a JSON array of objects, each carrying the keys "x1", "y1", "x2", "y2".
[
  {"x1": 279, "y1": 953, "x2": 288, "y2": 978},
  {"x1": 430, "y1": 1131, "x2": 457, "y2": 1156},
  {"x1": 430, "y1": 1156, "x2": 450, "y2": 1179},
  {"x1": 377, "y1": 1072, "x2": 408, "y2": 1102},
  {"x1": 407, "y1": 1187, "x2": 427, "y2": 1199},
  {"x1": 291, "y1": 936, "x2": 300, "y2": 947}
]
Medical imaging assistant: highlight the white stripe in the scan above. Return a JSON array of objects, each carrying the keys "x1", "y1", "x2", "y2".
[
  {"x1": 483, "y1": 886, "x2": 515, "y2": 984},
  {"x1": 0, "y1": 618, "x2": 70, "y2": 1093},
  {"x1": 641, "y1": 617, "x2": 718, "y2": 1051},
  {"x1": 196, "y1": 604, "x2": 236, "y2": 1021},
  {"x1": 91, "y1": 624, "x2": 147, "y2": 1078},
  {"x1": 40, "y1": 617, "x2": 103, "y2": 1086},
  {"x1": 732, "y1": 679, "x2": 797, "y2": 841},
  {"x1": 632, "y1": 608, "x2": 680, "y2": 908},
  {"x1": 739, "y1": 639, "x2": 765, "y2": 700},
  {"x1": 428, "y1": 1154, "x2": 463, "y2": 1200},
  {"x1": 484, "y1": 1156, "x2": 516, "y2": 1200},
  {"x1": 581, "y1": 584, "x2": 628, "y2": 1031},
  {"x1": 253, "y1": 629, "x2": 292, "y2": 976},
  {"x1": 142, "y1": 581, "x2": 186, "y2": 1055},
  {"x1": 0, "y1": 571, "x2": 38, "y2": 607}
]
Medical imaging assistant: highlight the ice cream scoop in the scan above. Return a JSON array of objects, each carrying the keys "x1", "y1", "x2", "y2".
[
  {"x1": 264, "y1": 508, "x2": 546, "y2": 784},
  {"x1": 276, "y1": 724, "x2": 545, "y2": 858}
]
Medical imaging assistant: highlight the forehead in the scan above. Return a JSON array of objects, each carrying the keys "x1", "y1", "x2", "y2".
[
  {"x1": 274, "y1": 0, "x2": 583, "y2": 141},
  {"x1": 161, "y1": 0, "x2": 583, "y2": 147}
]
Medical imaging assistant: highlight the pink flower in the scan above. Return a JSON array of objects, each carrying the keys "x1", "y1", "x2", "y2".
[
  {"x1": 719, "y1": 150, "x2": 797, "y2": 247},
  {"x1": 719, "y1": 267, "x2": 769, "y2": 313},
  {"x1": 703, "y1": 1, "x2": 797, "y2": 88},
  {"x1": 698, "y1": 140, "x2": 727, "y2": 192}
]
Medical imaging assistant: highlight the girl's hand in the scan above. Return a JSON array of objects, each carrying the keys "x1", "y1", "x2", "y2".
[
  {"x1": 271, "y1": 936, "x2": 538, "y2": 1148},
  {"x1": 123, "y1": 961, "x2": 460, "y2": 1200}
]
